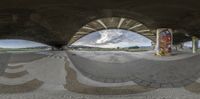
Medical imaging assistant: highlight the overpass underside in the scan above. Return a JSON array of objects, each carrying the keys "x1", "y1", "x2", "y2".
[{"x1": 0, "y1": 0, "x2": 199, "y2": 47}]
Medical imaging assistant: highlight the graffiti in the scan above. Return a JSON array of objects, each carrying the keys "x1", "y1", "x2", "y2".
[{"x1": 156, "y1": 28, "x2": 173, "y2": 56}]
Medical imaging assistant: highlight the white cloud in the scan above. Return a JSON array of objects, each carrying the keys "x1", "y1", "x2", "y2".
[{"x1": 72, "y1": 29, "x2": 152, "y2": 48}]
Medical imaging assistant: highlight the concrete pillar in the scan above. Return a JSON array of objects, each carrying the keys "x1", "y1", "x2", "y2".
[
  {"x1": 155, "y1": 28, "x2": 173, "y2": 56},
  {"x1": 192, "y1": 36, "x2": 198, "y2": 53},
  {"x1": 155, "y1": 29, "x2": 160, "y2": 55}
]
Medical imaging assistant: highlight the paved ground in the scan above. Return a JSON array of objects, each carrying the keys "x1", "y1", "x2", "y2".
[
  {"x1": 0, "y1": 53, "x2": 10, "y2": 75},
  {"x1": 0, "y1": 52, "x2": 46, "y2": 76},
  {"x1": 68, "y1": 51, "x2": 200, "y2": 88},
  {"x1": 9, "y1": 52, "x2": 46, "y2": 63},
  {"x1": 1, "y1": 50, "x2": 200, "y2": 98}
]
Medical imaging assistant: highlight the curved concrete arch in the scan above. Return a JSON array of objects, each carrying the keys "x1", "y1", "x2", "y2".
[{"x1": 68, "y1": 17, "x2": 155, "y2": 45}]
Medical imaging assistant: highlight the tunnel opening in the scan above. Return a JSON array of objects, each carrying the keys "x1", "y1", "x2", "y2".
[
  {"x1": 70, "y1": 29, "x2": 153, "y2": 52},
  {"x1": 68, "y1": 17, "x2": 155, "y2": 52},
  {"x1": 67, "y1": 17, "x2": 157, "y2": 67}
]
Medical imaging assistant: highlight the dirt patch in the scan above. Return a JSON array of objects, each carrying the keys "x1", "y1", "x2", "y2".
[{"x1": 184, "y1": 82, "x2": 200, "y2": 93}]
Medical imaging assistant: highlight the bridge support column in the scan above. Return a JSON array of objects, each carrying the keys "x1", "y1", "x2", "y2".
[
  {"x1": 192, "y1": 36, "x2": 198, "y2": 53},
  {"x1": 155, "y1": 28, "x2": 173, "y2": 56}
]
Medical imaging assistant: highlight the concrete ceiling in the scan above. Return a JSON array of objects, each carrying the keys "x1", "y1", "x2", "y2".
[{"x1": 0, "y1": 0, "x2": 199, "y2": 47}]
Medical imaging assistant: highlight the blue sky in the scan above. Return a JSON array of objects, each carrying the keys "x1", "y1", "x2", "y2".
[
  {"x1": 72, "y1": 29, "x2": 152, "y2": 48},
  {"x1": 0, "y1": 39, "x2": 48, "y2": 48}
]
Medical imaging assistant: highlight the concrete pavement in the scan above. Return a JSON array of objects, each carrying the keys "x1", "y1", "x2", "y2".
[{"x1": 68, "y1": 51, "x2": 200, "y2": 88}]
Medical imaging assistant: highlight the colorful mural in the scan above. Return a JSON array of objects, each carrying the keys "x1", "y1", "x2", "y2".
[{"x1": 156, "y1": 28, "x2": 173, "y2": 56}]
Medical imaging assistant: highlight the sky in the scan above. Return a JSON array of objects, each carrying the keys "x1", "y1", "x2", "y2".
[
  {"x1": 0, "y1": 39, "x2": 48, "y2": 48},
  {"x1": 184, "y1": 41, "x2": 200, "y2": 48},
  {"x1": 0, "y1": 29, "x2": 153, "y2": 49},
  {"x1": 72, "y1": 29, "x2": 152, "y2": 48}
]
